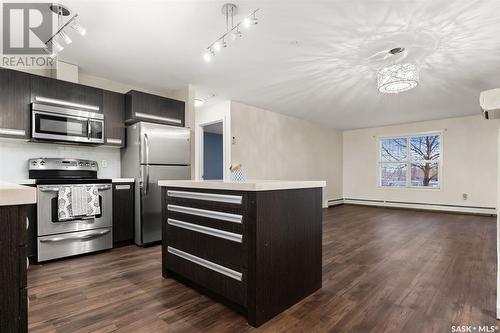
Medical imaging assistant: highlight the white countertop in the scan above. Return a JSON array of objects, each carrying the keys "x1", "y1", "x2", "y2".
[
  {"x1": 158, "y1": 180, "x2": 326, "y2": 191},
  {"x1": 112, "y1": 178, "x2": 135, "y2": 183},
  {"x1": 0, "y1": 181, "x2": 37, "y2": 206}
]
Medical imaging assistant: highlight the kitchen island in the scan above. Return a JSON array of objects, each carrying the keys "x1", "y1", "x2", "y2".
[
  {"x1": 0, "y1": 181, "x2": 36, "y2": 333},
  {"x1": 158, "y1": 180, "x2": 325, "y2": 327}
]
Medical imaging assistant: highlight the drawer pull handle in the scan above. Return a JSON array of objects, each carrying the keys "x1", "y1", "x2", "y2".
[
  {"x1": 26, "y1": 216, "x2": 29, "y2": 231},
  {"x1": 115, "y1": 184, "x2": 131, "y2": 190},
  {"x1": 167, "y1": 204, "x2": 242, "y2": 224},
  {"x1": 167, "y1": 190, "x2": 242, "y2": 205},
  {"x1": 168, "y1": 246, "x2": 243, "y2": 281},
  {"x1": 0, "y1": 128, "x2": 25, "y2": 136},
  {"x1": 106, "y1": 138, "x2": 122, "y2": 145},
  {"x1": 168, "y1": 218, "x2": 242, "y2": 243}
]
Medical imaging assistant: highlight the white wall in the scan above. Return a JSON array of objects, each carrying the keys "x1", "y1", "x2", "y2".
[
  {"x1": 343, "y1": 115, "x2": 500, "y2": 209},
  {"x1": 0, "y1": 139, "x2": 120, "y2": 181},
  {"x1": 230, "y1": 101, "x2": 343, "y2": 206}
]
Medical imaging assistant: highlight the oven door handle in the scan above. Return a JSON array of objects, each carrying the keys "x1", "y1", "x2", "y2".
[
  {"x1": 39, "y1": 184, "x2": 112, "y2": 192},
  {"x1": 39, "y1": 229, "x2": 111, "y2": 243}
]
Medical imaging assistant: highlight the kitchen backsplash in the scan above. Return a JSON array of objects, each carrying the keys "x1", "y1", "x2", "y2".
[{"x1": 0, "y1": 139, "x2": 121, "y2": 181}]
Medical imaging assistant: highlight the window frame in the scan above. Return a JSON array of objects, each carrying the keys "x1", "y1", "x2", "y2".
[{"x1": 377, "y1": 131, "x2": 443, "y2": 190}]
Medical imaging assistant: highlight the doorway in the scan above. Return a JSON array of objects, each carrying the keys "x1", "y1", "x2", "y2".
[{"x1": 202, "y1": 121, "x2": 223, "y2": 180}]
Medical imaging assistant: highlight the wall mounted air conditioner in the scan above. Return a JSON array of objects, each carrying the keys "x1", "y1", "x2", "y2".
[{"x1": 480, "y1": 88, "x2": 500, "y2": 119}]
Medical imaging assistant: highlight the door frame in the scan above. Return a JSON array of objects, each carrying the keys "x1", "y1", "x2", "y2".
[{"x1": 195, "y1": 101, "x2": 231, "y2": 181}]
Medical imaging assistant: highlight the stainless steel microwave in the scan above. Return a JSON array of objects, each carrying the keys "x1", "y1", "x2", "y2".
[{"x1": 31, "y1": 97, "x2": 104, "y2": 144}]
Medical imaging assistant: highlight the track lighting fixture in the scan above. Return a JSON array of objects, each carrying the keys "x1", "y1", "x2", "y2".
[
  {"x1": 44, "y1": 4, "x2": 86, "y2": 59},
  {"x1": 203, "y1": 3, "x2": 260, "y2": 63}
]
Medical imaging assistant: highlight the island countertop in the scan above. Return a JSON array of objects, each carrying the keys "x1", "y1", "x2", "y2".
[
  {"x1": 158, "y1": 179, "x2": 326, "y2": 191},
  {"x1": 0, "y1": 181, "x2": 37, "y2": 206}
]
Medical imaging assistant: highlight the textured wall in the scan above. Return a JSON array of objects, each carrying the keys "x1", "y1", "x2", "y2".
[{"x1": 230, "y1": 101, "x2": 343, "y2": 206}]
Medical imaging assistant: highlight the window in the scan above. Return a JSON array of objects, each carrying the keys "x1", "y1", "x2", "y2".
[{"x1": 379, "y1": 133, "x2": 440, "y2": 188}]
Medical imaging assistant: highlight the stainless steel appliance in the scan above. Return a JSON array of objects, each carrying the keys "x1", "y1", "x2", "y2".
[
  {"x1": 32, "y1": 96, "x2": 104, "y2": 144},
  {"x1": 121, "y1": 122, "x2": 190, "y2": 246},
  {"x1": 29, "y1": 158, "x2": 112, "y2": 262}
]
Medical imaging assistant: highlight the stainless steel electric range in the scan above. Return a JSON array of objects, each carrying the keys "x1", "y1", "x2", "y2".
[{"x1": 29, "y1": 158, "x2": 112, "y2": 262}]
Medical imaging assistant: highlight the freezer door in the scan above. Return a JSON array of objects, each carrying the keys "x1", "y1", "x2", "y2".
[
  {"x1": 138, "y1": 165, "x2": 191, "y2": 245},
  {"x1": 139, "y1": 122, "x2": 190, "y2": 165}
]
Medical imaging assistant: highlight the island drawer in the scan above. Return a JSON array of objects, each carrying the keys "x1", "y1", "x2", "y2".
[
  {"x1": 166, "y1": 246, "x2": 247, "y2": 307},
  {"x1": 166, "y1": 188, "x2": 248, "y2": 211},
  {"x1": 167, "y1": 204, "x2": 246, "y2": 233},
  {"x1": 166, "y1": 217, "x2": 246, "y2": 269}
]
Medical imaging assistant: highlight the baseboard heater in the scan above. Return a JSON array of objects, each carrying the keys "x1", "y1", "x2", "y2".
[{"x1": 327, "y1": 198, "x2": 496, "y2": 216}]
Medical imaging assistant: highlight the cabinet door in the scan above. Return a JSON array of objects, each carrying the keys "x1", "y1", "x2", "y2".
[
  {"x1": 125, "y1": 90, "x2": 185, "y2": 126},
  {"x1": 0, "y1": 206, "x2": 23, "y2": 333},
  {"x1": 113, "y1": 183, "x2": 135, "y2": 245},
  {"x1": 0, "y1": 68, "x2": 30, "y2": 139},
  {"x1": 103, "y1": 90, "x2": 125, "y2": 147},
  {"x1": 31, "y1": 75, "x2": 103, "y2": 111}
]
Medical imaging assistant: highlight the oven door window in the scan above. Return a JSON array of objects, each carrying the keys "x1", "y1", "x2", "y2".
[
  {"x1": 34, "y1": 113, "x2": 88, "y2": 138},
  {"x1": 50, "y1": 196, "x2": 103, "y2": 222}
]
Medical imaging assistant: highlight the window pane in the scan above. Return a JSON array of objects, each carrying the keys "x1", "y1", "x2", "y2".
[
  {"x1": 411, "y1": 162, "x2": 439, "y2": 187},
  {"x1": 380, "y1": 163, "x2": 407, "y2": 187},
  {"x1": 380, "y1": 138, "x2": 407, "y2": 162},
  {"x1": 410, "y1": 135, "x2": 440, "y2": 161}
]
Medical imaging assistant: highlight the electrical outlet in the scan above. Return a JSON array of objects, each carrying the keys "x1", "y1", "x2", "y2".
[
  {"x1": 462, "y1": 193, "x2": 468, "y2": 200},
  {"x1": 101, "y1": 160, "x2": 108, "y2": 168}
]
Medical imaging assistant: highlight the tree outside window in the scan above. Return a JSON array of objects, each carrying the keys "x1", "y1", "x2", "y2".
[{"x1": 379, "y1": 134, "x2": 440, "y2": 188}]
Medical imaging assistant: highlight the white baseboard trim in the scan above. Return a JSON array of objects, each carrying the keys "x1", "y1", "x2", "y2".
[{"x1": 327, "y1": 198, "x2": 496, "y2": 215}]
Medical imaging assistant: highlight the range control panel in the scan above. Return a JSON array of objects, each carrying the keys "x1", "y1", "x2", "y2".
[{"x1": 28, "y1": 158, "x2": 98, "y2": 171}]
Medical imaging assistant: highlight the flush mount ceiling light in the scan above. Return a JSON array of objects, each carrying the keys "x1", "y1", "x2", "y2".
[
  {"x1": 43, "y1": 4, "x2": 86, "y2": 60},
  {"x1": 377, "y1": 48, "x2": 419, "y2": 94},
  {"x1": 203, "y1": 3, "x2": 260, "y2": 63},
  {"x1": 194, "y1": 98, "x2": 206, "y2": 107}
]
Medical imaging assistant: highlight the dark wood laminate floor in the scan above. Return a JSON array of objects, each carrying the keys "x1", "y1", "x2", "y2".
[{"x1": 28, "y1": 205, "x2": 498, "y2": 333}]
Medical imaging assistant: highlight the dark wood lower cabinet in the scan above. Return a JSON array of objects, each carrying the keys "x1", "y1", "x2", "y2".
[
  {"x1": 112, "y1": 182, "x2": 135, "y2": 246},
  {"x1": 0, "y1": 205, "x2": 29, "y2": 333},
  {"x1": 161, "y1": 186, "x2": 323, "y2": 327}
]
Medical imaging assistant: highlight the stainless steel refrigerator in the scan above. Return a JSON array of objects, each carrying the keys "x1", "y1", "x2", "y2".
[{"x1": 121, "y1": 122, "x2": 190, "y2": 246}]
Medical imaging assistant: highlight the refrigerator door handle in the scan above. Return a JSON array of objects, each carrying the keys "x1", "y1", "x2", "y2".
[
  {"x1": 145, "y1": 165, "x2": 150, "y2": 195},
  {"x1": 144, "y1": 133, "x2": 150, "y2": 164}
]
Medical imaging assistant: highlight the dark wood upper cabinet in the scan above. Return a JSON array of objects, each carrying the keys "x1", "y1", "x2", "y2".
[
  {"x1": 30, "y1": 74, "x2": 103, "y2": 111},
  {"x1": 125, "y1": 90, "x2": 185, "y2": 126},
  {"x1": 103, "y1": 90, "x2": 125, "y2": 147},
  {"x1": 0, "y1": 68, "x2": 31, "y2": 139}
]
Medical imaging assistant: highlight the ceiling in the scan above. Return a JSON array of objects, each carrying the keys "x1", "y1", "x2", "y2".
[{"x1": 50, "y1": 0, "x2": 500, "y2": 129}]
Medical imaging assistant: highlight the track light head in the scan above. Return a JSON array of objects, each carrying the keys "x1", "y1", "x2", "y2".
[
  {"x1": 242, "y1": 17, "x2": 251, "y2": 28},
  {"x1": 51, "y1": 39, "x2": 64, "y2": 52},
  {"x1": 71, "y1": 20, "x2": 86, "y2": 36},
  {"x1": 213, "y1": 41, "x2": 221, "y2": 52},
  {"x1": 203, "y1": 50, "x2": 212, "y2": 62},
  {"x1": 60, "y1": 31, "x2": 72, "y2": 45}
]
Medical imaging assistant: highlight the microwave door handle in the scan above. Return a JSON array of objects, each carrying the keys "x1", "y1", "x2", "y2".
[{"x1": 87, "y1": 121, "x2": 91, "y2": 140}]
